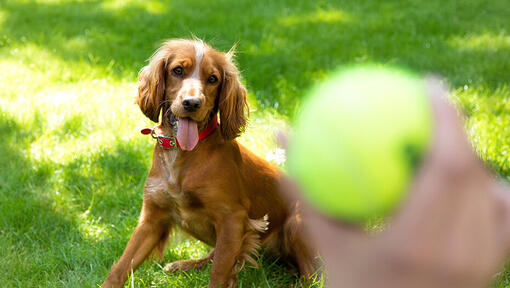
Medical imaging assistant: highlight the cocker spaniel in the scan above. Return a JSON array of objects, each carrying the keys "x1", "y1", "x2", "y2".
[{"x1": 101, "y1": 39, "x2": 316, "y2": 288}]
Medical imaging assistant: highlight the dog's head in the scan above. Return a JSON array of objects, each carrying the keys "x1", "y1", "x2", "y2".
[{"x1": 137, "y1": 39, "x2": 248, "y2": 150}]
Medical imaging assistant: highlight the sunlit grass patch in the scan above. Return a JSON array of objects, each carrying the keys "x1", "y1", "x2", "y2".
[
  {"x1": 239, "y1": 106, "x2": 289, "y2": 168},
  {"x1": 452, "y1": 85, "x2": 510, "y2": 177},
  {"x1": 101, "y1": 0, "x2": 168, "y2": 15},
  {"x1": 448, "y1": 32, "x2": 510, "y2": 51},
  {"x1": 278, "y1": 8, "x2": 353, "y2": 26}
]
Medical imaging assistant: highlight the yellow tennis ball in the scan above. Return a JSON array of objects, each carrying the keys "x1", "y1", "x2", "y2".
[{"x1": 287, "y1": 65, "x2": 433, "y2": 222}]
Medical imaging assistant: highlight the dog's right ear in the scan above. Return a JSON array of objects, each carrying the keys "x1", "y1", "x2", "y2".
[{"x1": 137, "y1": 47, "x2": 169, "y2": 123}]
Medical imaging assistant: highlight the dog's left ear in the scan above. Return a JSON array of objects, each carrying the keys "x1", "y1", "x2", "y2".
[{"x1": 219, "y1": 53, "x2": 249, "y2": 140}]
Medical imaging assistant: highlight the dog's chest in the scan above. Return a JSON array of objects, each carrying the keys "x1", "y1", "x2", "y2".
[
  {"x1": 161, "y1": 151, "x2": 179, "y2": 188},
  {"x1": 154, "y1": 151, "x2": 216, "y2": 245},
  {"x1": 144, "y1": 151, "x2": 185, "y2": 204}
]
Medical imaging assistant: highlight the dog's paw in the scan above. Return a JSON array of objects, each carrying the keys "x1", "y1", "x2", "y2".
[
  {"x1": 164, "y1": 262, "x2": 182, "y2": 273},
  {"x1": 164, "y1": 258, "x2": 212, "y2": 274}
]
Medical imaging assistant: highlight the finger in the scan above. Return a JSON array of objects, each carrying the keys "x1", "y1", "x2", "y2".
[{"x1": 424, "y1": 76, "x2": 480, "y2": 172}]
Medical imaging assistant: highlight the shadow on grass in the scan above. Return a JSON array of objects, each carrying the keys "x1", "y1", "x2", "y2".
[
  {"x1": 1, "y1": 0, "x2": 508, "y2": 116},
  {"x1": 0, "y1": 113, "x2": 88, "y2": 285},
  {"x1": 0, "y1": 112, "x2": 153, "y2": 286}
]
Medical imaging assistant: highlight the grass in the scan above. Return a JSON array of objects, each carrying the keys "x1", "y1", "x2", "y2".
[{"x1": 0, "y1": 0, "x2": 508, "y2": 287}]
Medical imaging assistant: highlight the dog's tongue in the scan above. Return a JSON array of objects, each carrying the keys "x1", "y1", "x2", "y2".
[{"x1": 177, "y1": 118, "x2": 199, "y2": 151}]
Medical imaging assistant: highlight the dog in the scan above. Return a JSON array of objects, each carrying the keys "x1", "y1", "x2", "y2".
[{"x1": 101, "y1": 39, "x2": 316, "y2": 288}]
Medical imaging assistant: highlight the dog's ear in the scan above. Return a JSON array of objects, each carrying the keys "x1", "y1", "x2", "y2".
[
  {"x1": 137, "y1": 47, "x2": 169, "y2": 123},
  {"x1": 219, "y1": 54, "x2": 249, "y2": 140}
]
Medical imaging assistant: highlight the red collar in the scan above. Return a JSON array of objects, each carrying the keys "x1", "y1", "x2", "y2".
[{"x1": 141, "y1": 115, "x2": 218, "y2": 150}]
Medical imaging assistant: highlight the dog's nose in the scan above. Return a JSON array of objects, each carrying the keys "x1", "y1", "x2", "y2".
[{"x1": 182, "y1": 97, "x2": 202, "y2": 112}]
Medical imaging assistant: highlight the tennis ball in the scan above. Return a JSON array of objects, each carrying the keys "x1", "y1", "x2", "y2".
[{"x1": 287, "y1": 65, "x2": 433, "y2": 222}]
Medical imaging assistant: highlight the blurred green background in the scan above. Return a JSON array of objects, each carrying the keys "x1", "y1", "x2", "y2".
[{"x1": 0, "y1": 0, "x2": 508, "y2": 287}]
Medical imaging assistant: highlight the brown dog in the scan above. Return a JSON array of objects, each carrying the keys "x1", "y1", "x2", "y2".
[{"x1": 101, "y1": 39, "x2": 316, "y2": 288}]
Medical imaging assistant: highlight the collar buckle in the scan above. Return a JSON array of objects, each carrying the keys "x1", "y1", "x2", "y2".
[
  {"x1": 145, "y1": 126, "x2": 178, "y2": 150},
  {"x1": 156, "y1": 135, "x2": 178, "y2": 150}
]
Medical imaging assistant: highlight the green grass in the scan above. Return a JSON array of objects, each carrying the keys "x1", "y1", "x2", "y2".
[{"x1": 0, "y1": 0, "x2": 508, "y2": 287}]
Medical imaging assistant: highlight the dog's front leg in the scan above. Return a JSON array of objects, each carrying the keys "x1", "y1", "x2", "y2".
[
  {"x1": 102, "y1": 203, "x2": 172, "y2": 288},
  {"x1": 208, "y1": 210, "x2": 246, "y2": 288}
]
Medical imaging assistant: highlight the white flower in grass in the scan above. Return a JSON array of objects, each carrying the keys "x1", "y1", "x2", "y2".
[{"x1": 266, "y1": 148, "x2": 286, "y2": 165}]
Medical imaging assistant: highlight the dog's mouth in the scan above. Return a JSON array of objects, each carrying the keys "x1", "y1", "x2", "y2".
[
  {"x1": 168, "y1": 113, "x2": 199, "y2": 151},
  {"x1": 168, "y1": 113, "x2": 179, "y2": 133}
]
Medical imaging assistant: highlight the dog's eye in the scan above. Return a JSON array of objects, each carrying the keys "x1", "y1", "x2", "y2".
[
  {"x1": 172, "y1": 66, "x2": 184, "y2": 77},
  {"x1": 207, "y1": 75, "x2": 218, "y2": 84}
]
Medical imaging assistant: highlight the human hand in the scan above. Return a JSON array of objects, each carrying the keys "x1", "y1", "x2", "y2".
[{"x1": 281, "y1": 78, "x2": 510, "y2": 288}]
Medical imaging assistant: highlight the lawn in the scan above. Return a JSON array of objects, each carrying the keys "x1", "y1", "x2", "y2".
[{"x1": 0, "y1": 0, "x2": 509, "y2": 287}]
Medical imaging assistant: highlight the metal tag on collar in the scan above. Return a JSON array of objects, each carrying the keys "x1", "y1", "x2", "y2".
[
  {"x1": 156, "y1": 135, "x2": 178, "y2": 150},
  {"x1": 147, "y1": 126, "x2": 178, "y2": 150}
]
